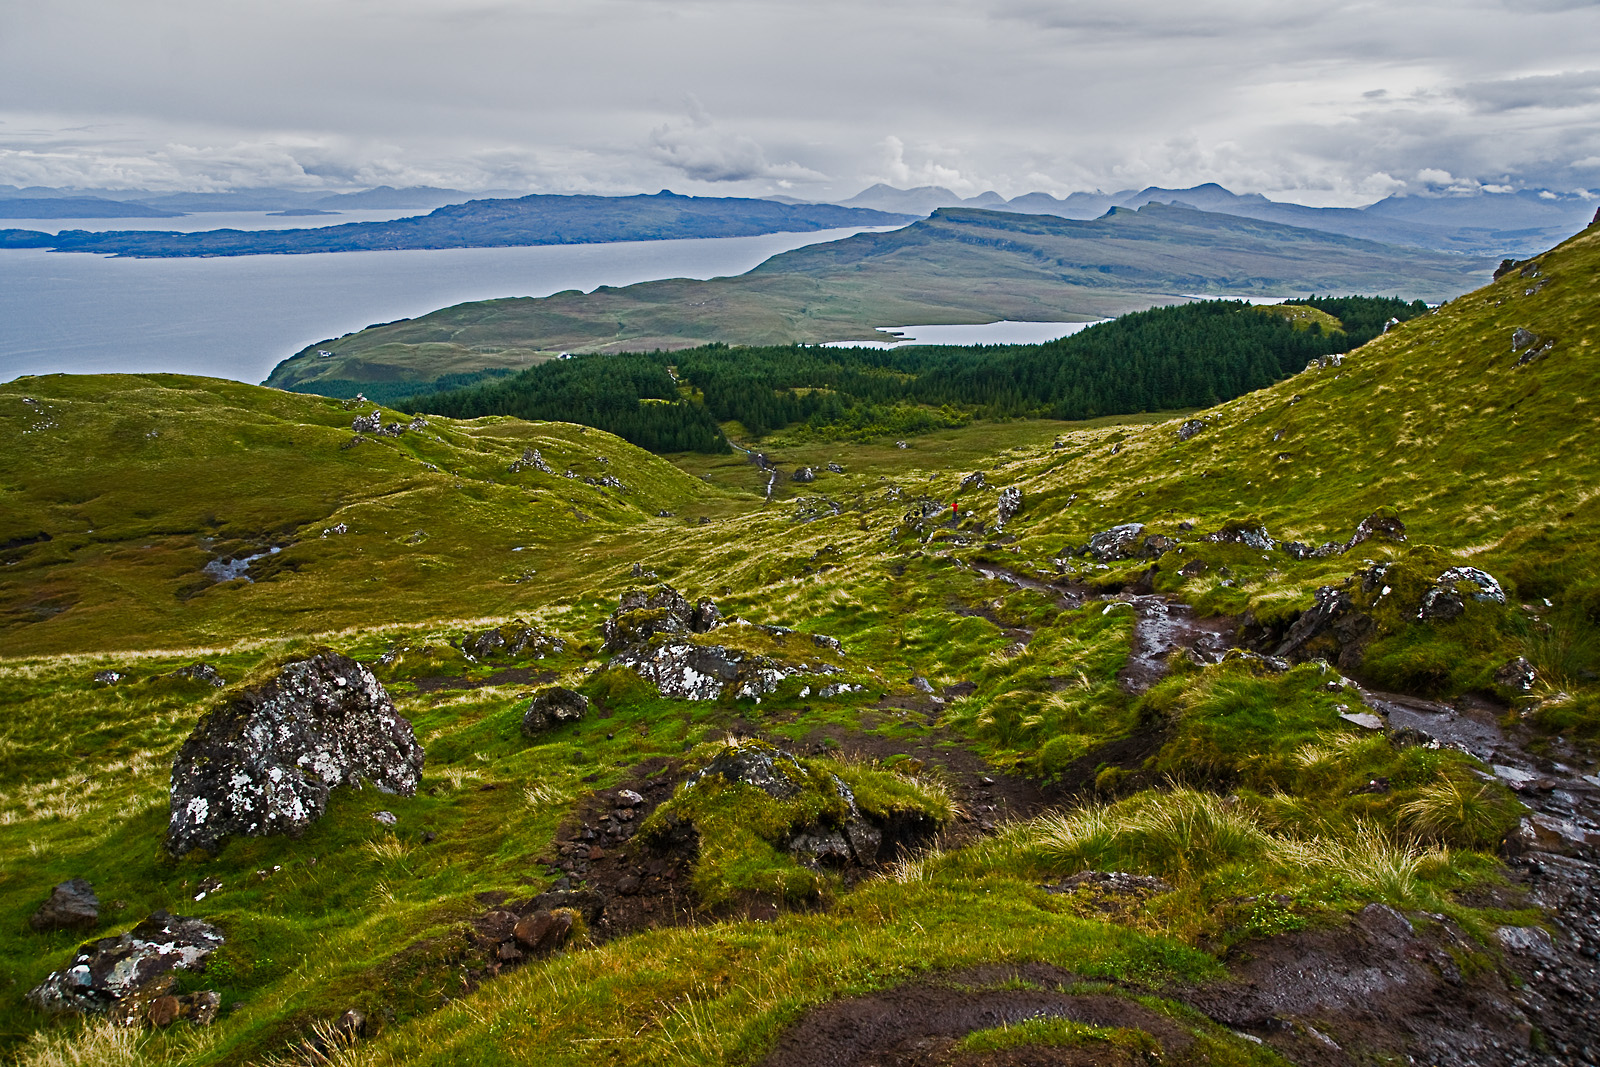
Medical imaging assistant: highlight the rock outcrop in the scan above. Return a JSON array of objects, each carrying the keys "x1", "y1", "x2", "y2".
[
  {"x1": 601, "y1": 585, "x2": 721, "y2": 653},
  {"x1": 521, "y1": 686, "x2": 590, "y2": 736},
  {"x1": 27, "y1": 910, "x2": 223, "y2": 1015},
  {"x1": 995, "y1": 486, "x2": 1022, "y2": 530},
  {"x1": 30, "y1": 878, "x2": 99, "y2": 932},
  {"x1": 602, "y1": 587, "x2": 840, "y2": 701},
  {"x1": 1083, "y1": 523, "x2": 1146, "y2": 561},
  {"x1": 165, "y1": 651, "x2": 424, "y2": 857},
  {"x1": 1419, "y1": 566, "x2": 1506, "y2": 621},
  {"x1": 458, "y1": 621, "x2": 565, "y2": 660}
]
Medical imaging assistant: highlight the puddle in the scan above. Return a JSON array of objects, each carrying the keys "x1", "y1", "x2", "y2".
[{"x1": 203, "y1": 545, "x2": 280, "y2": 583}]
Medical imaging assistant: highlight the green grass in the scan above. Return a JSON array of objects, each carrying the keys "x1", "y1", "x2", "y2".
[{"x1": 0, "y1": 220, "x2": 1595, "y2": 1065}]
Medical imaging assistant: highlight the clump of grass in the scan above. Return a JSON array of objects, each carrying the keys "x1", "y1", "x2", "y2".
[
  {"x1": 523, "y1": 782, "x2": 570, "y2": 808},
  {"x1": 1034, "y1": 788, "x2": 1269, "y2": 883},
  {"x1": 955, "y1": 1017, "x2": 1159, "y2": 1057},
  {"x1": 1276, "y1": 822, "x2": 1448, "y2": 903},
  {"x1": 362, "y1": 834, "x2": 411, "y2": 863},
  {"x1": 1398, "y1": 776, "x2": 1517, "y2": 848},
  {"x1": 11, "y1": 1020, "x2": 143, "y2": 1067}
]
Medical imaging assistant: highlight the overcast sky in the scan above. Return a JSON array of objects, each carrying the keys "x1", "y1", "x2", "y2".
[{"x1": 3, "y1": 0, "x2": 1598, "y2": 206}]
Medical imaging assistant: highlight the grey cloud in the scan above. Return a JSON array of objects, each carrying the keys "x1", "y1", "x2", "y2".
[
  {"x1": 2, "y1": 0, "x2": 1598, "y2": 204},
  {"x1": 649, "y1": 99, "x2": 828, "y2": 184},
  {"x1": 1458, "y1": 70, "x2": 1600, "y2": 112}
]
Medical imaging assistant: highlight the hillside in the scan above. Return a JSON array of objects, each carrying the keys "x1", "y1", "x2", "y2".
[
  {"x1": 266, "y1": 202, "x2": 1492, "y2": 395},
  {"x1": 833, "y1": 181, "x2": 1597, "y2": 255},
  {"x1": 0, "y1": 191, "x2": 911, "y2": 258},
  {"x1": 0, "y1": 220, "x2": 1596, "y2": 1067}
]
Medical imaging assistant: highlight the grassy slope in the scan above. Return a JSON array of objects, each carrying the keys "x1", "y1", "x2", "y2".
[
  {"x1": 266, "y1": 203, "x2": 1491, "y2": 392},
  {"x1": 0, "y1": 376, "x2": 742, "y2": 657},
  {"x1": 0, "y1": 226, "x2": 1592, "y2": 1067}
]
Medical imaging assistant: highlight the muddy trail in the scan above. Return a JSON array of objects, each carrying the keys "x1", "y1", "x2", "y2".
[{"x1": 745, "y1": 559, "x2": 1598, "y2": 1066}]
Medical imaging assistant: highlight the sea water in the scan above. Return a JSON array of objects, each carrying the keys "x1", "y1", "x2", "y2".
[{"x1": 0, "y1": 226, "x2": 898, "y2": 384}]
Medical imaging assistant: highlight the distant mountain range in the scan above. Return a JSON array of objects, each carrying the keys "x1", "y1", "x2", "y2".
[
  {"x1": 2, "y1": 179, "x2": 1589, "y2": 255},
  {"x1": 0, "y1": 192, "x2": 913, "y2": 257},
  {"x1": 0, "y1": 184, "x2": 486, "y2": 219},
  {"x1": 833, "y1": 182, "x2": 1597, "y2": 256},
  {"x1": 265, "y1": 200, "x2": 1495, "y2": 396}
]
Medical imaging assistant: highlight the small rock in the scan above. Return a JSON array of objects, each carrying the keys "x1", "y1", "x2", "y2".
[
  {"x1": 826, "y1": 463, "x2": 844, "y2": 473},
  {"x1": 372, "y1": 810, "x2": 397, "y2": 826},
  {"x1": 1494, "y1": 656, "x2": 1537, "y2": 692},
  {"x1": 1083, "y1": 523, "x2": 1146, "y2": 562},
  {"x1": 616, "y1": 789, "x2": 645, "y2": 807},
  {"x1": 512, "y1": 910, "x2": 574, "y2": 955},
  {"x1": 169, "y1": 662, "x2": 225, "y2": 687},
  {"x1": 792, "y1": 467, "x2": 816, "y2": 483},
  {"x1": 520, "y1": 686, "x2": 590, "y2": 736},
  {"x1": 996, "y1": 486, "x2": 1022, "y2": 530},
  {"x1": 895, "y1": 440, "x2": 908, "y2": 449},
  {"x1": 30, "y1": 879, "x2": 99, "y2": 932},
  {"x1": 93, "y1": 669, "x2": 124, "y2": 685},
  {"x1": 1177, "y1": 418, "x2": 1207, "y2": 441}
]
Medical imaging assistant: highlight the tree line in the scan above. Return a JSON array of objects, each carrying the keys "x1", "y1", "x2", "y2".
[{"x1": 404, "y1": 296, "x2": 1427, "y2": 453}]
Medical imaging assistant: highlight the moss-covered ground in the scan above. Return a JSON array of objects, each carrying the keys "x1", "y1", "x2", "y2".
[{"x1": 1, "y1": 223, "x2": 1597, "y2": 1065}]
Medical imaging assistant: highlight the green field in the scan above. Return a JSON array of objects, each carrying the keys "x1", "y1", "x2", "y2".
[{"x1": 0, "y1": 221, "x2": 1593, "y2": 1067}]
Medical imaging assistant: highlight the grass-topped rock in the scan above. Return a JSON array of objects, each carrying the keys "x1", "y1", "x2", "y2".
[{"x1": 637, "y1": 739, "x2": 954, "y2": 909}]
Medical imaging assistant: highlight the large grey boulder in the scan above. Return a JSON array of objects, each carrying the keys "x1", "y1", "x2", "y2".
[
  {"x1": 165, "y1": 651, "x2": 424, "y2": 857},
  {"x1": 27, "y1": 910, "x2": 223, "y2": 1015}
]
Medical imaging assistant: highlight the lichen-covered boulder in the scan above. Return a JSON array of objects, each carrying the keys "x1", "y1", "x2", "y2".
[
  {"x1": 1083, "y1": 523, "x2": 1146, "y2": 561},
  {"x1": 1418, "y1": 566, "x2": 1506, "y2": 621},
  {"x1": 165, "y1": 651, "x2": 424, "y2": 857},
  {"x1": 521, "y1": 686, "x2": 590, "y2": 736},
  {"x1": 27, "y1": 910, "x2": 223, "y2": 1015}
]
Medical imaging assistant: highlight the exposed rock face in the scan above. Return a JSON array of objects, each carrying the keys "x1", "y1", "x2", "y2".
[
  {"x1": 458, "y1": 621, "x2": 565, "y2": 660},
  {"x1": 521, "y1": 686, "x2": 590, "y2": 736},
  {"x1": 351, "y1": 409, "x2": 382, "y2": 433},
  {"x1": 995, "y1": 486, "x2": 1022, "y2": 530},
  {"x1": 792, "y1": 467, "x2": 816, "y2": 483},
  {"x1": 601, "y1": 585, "x2": 721, "y2": 653},
  {"x1": 165, "y1": 651, "x2": 424, "y2": 857},
  {"x1": 615, "y1": 641, "x2": 816, "y2": 701},
  {"x1": 959, "y1": 472, "x2": 986, "y2": 491},
  {"x1": 30, "y1": 878, "x2": 98, "y2": 932},
  {"x1": 27, "y1": 910, "x2": 223, "y2": 1015},
  {"x1": 1083, "y1": 523, "x2": 1146, "y2": 561},
  {"x1": 1204, "y1": 523, "x2": 1277, "y2": 552},
  {"x1": 788, "y1": 775, "x2": 883, "y2": 868},
  {"x1": 170, "y1": 662, "x2": 225, "y2": 688},
  {"x1": 1176, "y1": 418, "x2": 1207, "y2": 441},
  {"x1": 1272, "y1": 584, "x2": 1374, "y2": 670}
]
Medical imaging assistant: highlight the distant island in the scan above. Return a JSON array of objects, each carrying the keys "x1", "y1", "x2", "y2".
[
  {"x1": 266, "y1": 201, "x2": 1494, "y2": 398},
  {"x1": 0, "y1": 191, "x2": 913, "y2": 258},
  {"x1": 265, "y1": 209, "x2": 342, "y2": 217}
]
